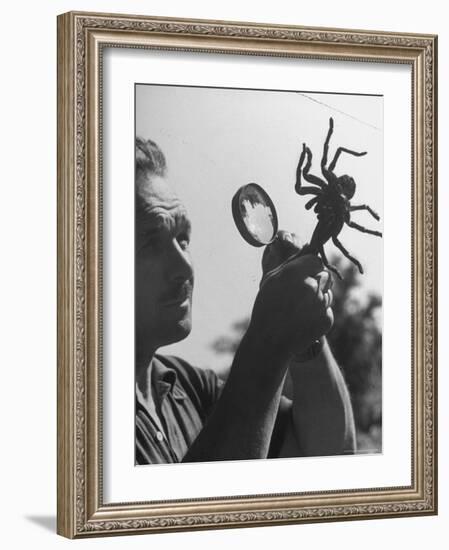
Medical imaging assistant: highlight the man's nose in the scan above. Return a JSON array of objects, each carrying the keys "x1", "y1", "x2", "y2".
[{"x1": 167, "y1": 239, "x2": 193, "y2": 281}]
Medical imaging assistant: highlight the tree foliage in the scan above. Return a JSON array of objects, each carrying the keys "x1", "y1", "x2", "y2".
[{"x1": 326, "y1": 257, "x2": 382, "y2": 452}]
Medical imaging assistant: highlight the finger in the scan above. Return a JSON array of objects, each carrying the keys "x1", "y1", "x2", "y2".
[
  {"x1": 323, "y1": 289, "x2": 333, "y2": 309},
  {"x1": 277, "y1": 230, "x2": 303, "y2": 247},
  {"x1": 276, "y1": 230, "x2": 294, "y2": 244},
  {"x1": 276, "y1": 230, "x2": 301, "y2": 253},
  {"x1": 327, "y1": 289, "x2": 333, "y2": 307},
  {"x1": 315, "y1": 270, "x2": 329, "y2": 294},
  {"x1": 290, "y1": 232, "x2": 304, "y2": 249},
  {"x1": 328, "y1": 274, "x2": 334, "y2": 292},
  {"x1": 324, "y1": 305, "x2": 334, "y2": 332},
  {"x1": 323, "y1": 270, "x2": 333, "y2": 293}
]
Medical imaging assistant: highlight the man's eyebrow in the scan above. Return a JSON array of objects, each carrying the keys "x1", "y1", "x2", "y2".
[
  {"x1": 139, "y1": 211, "x2": 191, "y2": 236},
  {"x1": 167, "y1": 209, "x2": 191, "y2": 232},
  {"x1": 177, "y1": 214, "x2": 192, "y2": 231}
]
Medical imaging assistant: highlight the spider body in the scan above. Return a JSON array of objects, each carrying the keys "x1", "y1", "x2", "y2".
[
  {"x1": 296, "y1": 117, "x2": 382, "y2": 279},
  {"x1": 309, "y1": 181, "x2": 349, "y2": 248}
]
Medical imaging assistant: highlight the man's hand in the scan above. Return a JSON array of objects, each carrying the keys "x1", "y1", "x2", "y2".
[{"x1": 248, "y1": 231, "x2": 334, "y2": 363}]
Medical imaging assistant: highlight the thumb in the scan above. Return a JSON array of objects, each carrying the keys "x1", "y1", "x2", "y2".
[
  {"x1": 276, "y1": 230, "x2": 303, "y2": 254},
  {"x1": 262, "y1": 230, "x2": 304, "y2": 275}
]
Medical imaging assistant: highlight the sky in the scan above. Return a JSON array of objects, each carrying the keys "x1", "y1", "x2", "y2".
[{"x1": 136, "y1": 84, "x2": 383, "y2": 371}]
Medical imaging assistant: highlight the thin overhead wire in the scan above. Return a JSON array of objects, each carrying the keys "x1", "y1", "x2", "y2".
[{"x1": 297, "y1": 93, "x2": 381, "y2": 131}]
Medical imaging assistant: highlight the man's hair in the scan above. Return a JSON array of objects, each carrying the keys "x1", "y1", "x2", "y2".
[
  {"x1": 136, "y1": 137, "x2": 167, "y2": 179},
  {"x1": 135, "y1": 138, "x2": 168, "y2": 215}
]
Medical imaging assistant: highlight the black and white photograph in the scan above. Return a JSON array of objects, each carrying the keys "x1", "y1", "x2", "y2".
[
  {"x1": 52, "y1": 8, "x2": 437, "y2": 540},
  {"x1": 134, "y1": 84, "x2": 383, "y2": 466}
]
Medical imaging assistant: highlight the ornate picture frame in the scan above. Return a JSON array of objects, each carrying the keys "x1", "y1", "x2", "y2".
[{"x1": 57, "y1": 11, "x2": 437, "y2": 538}]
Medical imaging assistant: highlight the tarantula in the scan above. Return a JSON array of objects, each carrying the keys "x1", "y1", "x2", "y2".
[{"x1": 295, "y1": 117, "x2": 382, "y2": 279}]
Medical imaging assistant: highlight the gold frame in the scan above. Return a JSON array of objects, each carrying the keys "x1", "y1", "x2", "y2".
[{"x1": 57, "y1": 11, "x2": 438, "y2": 539}]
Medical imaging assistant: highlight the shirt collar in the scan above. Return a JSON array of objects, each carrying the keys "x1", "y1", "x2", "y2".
[{"x1": 151, "y1": 355, "x2": 186, "y2": 402}]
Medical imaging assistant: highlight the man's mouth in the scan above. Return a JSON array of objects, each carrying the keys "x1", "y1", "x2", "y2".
[{"x1": 162, "y1": 283, "x2": 192, "y2": 307}]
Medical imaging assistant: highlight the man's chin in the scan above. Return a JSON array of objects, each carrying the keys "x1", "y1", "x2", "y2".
[
  {"x1": 158, "y1": 316, "x2": 192, "y2": 347},
  {"x1": 172, "y1": 319, "x2": 192, "y2": 343}
]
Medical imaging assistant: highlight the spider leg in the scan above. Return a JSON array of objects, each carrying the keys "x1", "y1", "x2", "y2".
[
  {"x1": 305, "y1": 196, "x2": 319, "y2": 210},
  {"x1": 319, "y1": 244, "x2": 342, "y2": 280},
  {"x1": 332, "y1": 236, "x2": 364, "y2": 274},
  {"x1": 320, "y1": 117, "x2": 334, "y2": 182},
  {"x1": 346, "y1": 220, "x2": 382, "y2": 237},
  {"x1": 349, "y1": 204, "x2": 380, "y2": 221},
  {"x1": 295, "y1": 143, "x2": 308, "y2": 192},
  {"x1": 328, "y1": 147, "x2": 367, "y2": 172},
  {"x1": 296, "y1": 186, "x2": 322, "y2": 196},
  {"x1": 303, "y1": 147, "x2": 327, "y2": 188}
]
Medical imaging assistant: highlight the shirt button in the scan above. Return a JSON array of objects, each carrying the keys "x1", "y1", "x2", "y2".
[{"x1": 156, "y1": 431, "x2": 164, "y2": 442}]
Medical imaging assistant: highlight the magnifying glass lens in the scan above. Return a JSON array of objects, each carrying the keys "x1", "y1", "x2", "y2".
[{"x1": 232, "y1": 183, "x2": 278, "y2": 247}]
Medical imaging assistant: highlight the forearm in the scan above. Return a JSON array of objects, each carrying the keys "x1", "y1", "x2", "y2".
[
  {"x1": 183, "y1": 331, "x2": 287, "y2": 462},
  {"x1": 287, "y1": 339, "x2": 356, "y2": 456}
]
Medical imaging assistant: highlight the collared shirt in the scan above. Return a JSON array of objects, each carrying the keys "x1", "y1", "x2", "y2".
[
  {"x1": 136, "y1": 355, "x2": 223, "y2": 464},
  {"x1": 135, "y1": 354, "x2": 290, "y2": 464}
]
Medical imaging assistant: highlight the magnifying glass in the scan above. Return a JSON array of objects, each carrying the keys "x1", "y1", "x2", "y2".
[
  {"x1": 232, "y1": 182, "x2": 301, "y2": 283},
  {"x1": 231, "y1": 183, "x2": 279, "y2": 247}
]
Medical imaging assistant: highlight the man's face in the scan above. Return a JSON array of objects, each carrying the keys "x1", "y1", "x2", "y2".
[{"x1": 135, "y1": 172, "x2": 194, "y2": 351}]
